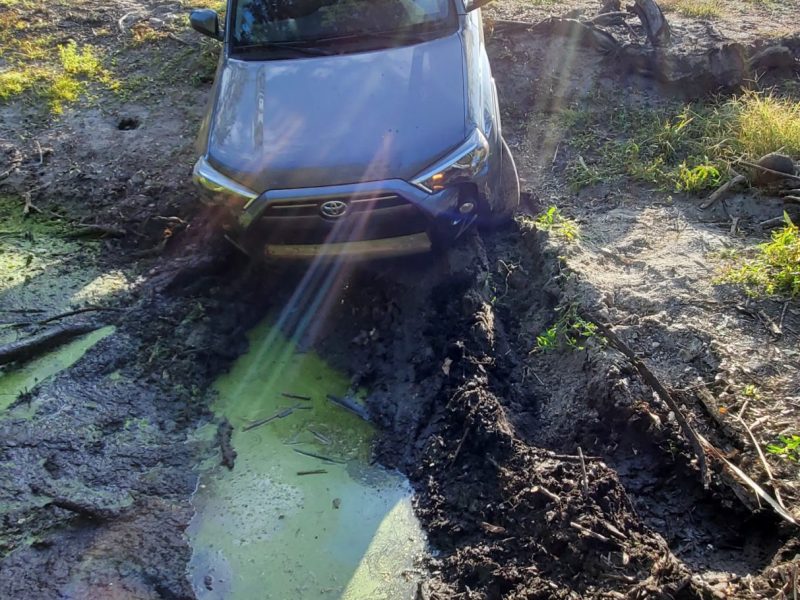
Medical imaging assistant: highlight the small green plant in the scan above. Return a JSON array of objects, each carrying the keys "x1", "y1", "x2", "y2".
[
  {"x1": 766, "y1": 435, "x2": 800, "y2": 462},
  {"x1": 719, "y1": 212, "x2": 799, "y2": 297},
  {"x1": 531, "y1": 206, "x2": 580, "y2": 242},
  {"x1": 675, "y1": 161, "x2": 721, "y2": 192},
  {"x1": 742, "y1": 384, "x2": 761, "y2": 399},
  {"x1": 535, "y1": 306, "x2": 599, "y2": 352}
]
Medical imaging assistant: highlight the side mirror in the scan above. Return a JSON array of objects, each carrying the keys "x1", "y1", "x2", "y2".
[
  {"x1": 465, "y1": 0, "x2": 494, "y2": 10},
  {"x1": 190, "y1": 9, "x2": 222, "y2": 40}
]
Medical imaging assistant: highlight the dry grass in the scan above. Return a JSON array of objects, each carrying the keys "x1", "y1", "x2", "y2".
[
  {"x1": 715, "y1": 91, "x2": 800, "y2": 161},
  {"x1": 662, "y1": 0, "x2": 723, "y2": 18}
]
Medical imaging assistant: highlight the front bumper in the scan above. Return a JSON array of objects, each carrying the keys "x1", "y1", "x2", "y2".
[{"x1": 194, "y1": 157, "x2": 482, "y2": 259}]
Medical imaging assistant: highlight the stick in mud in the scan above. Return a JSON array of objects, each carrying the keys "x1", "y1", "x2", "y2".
[
  {"x1": 326, "y1": 394, "x2": 371, "y2": 422},
  {"x1": 281, "y1": 392, "x2": 312, "y2": 401},
  {"x1": 0, "y1": 322, "x2": 101, "y2": 366},
  {"x1": 217, "y1": 419, "x2": 237, "y2": 470},
  {"x1": 242, "y1": 403, "x2": 302, "y2": 432},
  {"x1": 293, "y1": 448, "x2": 346, "y2": 464},
  {"x1": 297, "y1": 469, "x2": 328, "y2": 476},
  {"x1": 308, "y1": 428, "x2": 331, "y2": 445}
]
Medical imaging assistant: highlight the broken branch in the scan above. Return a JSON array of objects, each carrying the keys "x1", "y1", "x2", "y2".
[
  {"x1": 588, "y1": 317, "x2": 711, "y2": 488},
  {"x1": 0, "y1": 323, "x2": 101, "y2": 366},
  {"x1": 738, "y1": 160, "x2": 800, "y2": 183},
  {"x1": 700, "y1": 174, "x2": 747, "y2": 209}
]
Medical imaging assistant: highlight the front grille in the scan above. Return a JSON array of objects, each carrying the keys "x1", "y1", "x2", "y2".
[
  {"x1": 263, "y1": 194, "x2": 406, "y2": 218},
  {"x1": 245, "y1": 192, "x2": 428, "y2": 245}
]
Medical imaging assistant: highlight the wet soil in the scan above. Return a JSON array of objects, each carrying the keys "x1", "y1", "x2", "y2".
[{"x1": 1, "y1": 0, "x2": 799, "y2": 598}]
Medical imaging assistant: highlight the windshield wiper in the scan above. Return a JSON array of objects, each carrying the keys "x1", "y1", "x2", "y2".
[{"x1": 233, "y1": 42, "x2": 335, "y2": 56}]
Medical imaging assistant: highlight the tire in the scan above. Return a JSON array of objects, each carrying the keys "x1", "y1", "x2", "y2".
[{"x1": 479, "y1": 137, "x2": 520, "y2": 231}]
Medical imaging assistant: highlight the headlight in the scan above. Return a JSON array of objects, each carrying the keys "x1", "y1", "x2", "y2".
[
  {"x1": 411, "y1": 129, "x2": 490, "y2": 193},
  {"x1": 193, "y1": 156, "x2": 258, "y2": 205}
]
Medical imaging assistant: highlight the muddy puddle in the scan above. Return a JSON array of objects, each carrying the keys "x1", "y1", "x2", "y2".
[
  {"x1": 0, "y1": 325, "x2": 114, "y2": 412},
  {"x1": 187, "y1": 319, "x2": 428, "y2": 599}
]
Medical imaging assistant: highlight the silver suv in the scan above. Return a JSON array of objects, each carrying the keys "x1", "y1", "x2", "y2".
[{"x1": 191, "y1": 0, "x2": 519, "y2": 258}]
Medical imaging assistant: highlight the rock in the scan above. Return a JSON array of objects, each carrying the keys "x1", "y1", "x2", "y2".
[
  {"x1": 748, "y1": 46, "x2": 798, "y2": 73},
  {"x1": 753, "y1": 153, "x2": 796, "y2": 186}
]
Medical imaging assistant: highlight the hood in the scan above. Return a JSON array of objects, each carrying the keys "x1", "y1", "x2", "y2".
[{"x1": 205, "y1": 33, "x2": 467, "y2": 192}]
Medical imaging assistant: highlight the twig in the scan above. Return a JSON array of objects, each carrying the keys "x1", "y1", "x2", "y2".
[
  {"x1": 570, "y1": 521, "x2": 617, "y2": 545},
  {"x1": 450, "y1": 423, "x2": 472, "y2": 467},
  {"x1": 292, "y1": 448, "x2": 345, "y2": 464},
  {"x1": 588, "y1": 316, "x2": 711, "y2": 488},
  {"x1": 297, "y1": 469, "x2": 327, "y2": 476},
  {"x1": 733, "y1": 413, "x2": 787, "y2": 510},
  {"x1": 780, "y1": 301, "x2": 790, "y2": 331},
  {"x1": 282, "y1": 392, "x2": 311, "y2": 401},
  {"x1": 242, "y1": 404, "x2": 301, "y2": 432},
  {"x1": 578, "y1": 446, "x2": 589, "y2": 496},
  {"x1": 308, "y1": 428, "x2": 331, "y2": 445},
  {"x1": 35, "y1": 141, "x2": 43, "y2": 165},
  {"x1": 167, "y1": 32, "x2": 194, "y2": 45},
  {"x1": 37, "y1": 306, "x2": 124, "y2": 325},
  {"x1": 0, "y1": 323, "x2": 101, "y2": 366},
  {"x1": 544, "y1": 450, "x2": 603, "y2": 461},
  {"x1": 760, "y1": 216, "x2": 790, "y2": 228},
  {"x1": 758, "y1": 309, "x2": 782, "y2": 337},
  {"x1": 696, "y1": 430, "x2": 796, "y2": 526},
  {"x1": 700, "y1": 174, "x2": 747, "y2": 209},
  {"x1": 737, "y1": 160, "x2": 800, "y2": 183},
  {"x1": 326, "y1": 394, "x2": 370, "y2": 422},
  {"x1": 531, "y1": 485, "x2": 561, "y2": 504},
  {"x1": 67, "y1": 224, "x2": 127, "y2": 239}
]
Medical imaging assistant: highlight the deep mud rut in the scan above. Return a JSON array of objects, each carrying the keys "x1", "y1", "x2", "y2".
[{"x1": 2, "y1": 1, "x2": 800, "y2": 598}]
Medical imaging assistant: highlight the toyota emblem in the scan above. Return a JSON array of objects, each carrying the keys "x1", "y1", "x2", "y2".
[{"x1": 320, "y1": 200, "x2": 348, "y2": 219}]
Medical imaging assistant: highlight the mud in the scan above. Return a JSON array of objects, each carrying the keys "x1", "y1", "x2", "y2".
[{"x1": 1, "y1": 0, "x2": 798, "y2": 597}]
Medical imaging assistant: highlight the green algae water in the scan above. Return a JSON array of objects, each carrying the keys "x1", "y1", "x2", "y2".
[
  {"x1": 0, "y1": 326, "x2": 114, "y2": 412},
  {"x1": 188, "y1": 320, "x2": 427, "y2": 599}
]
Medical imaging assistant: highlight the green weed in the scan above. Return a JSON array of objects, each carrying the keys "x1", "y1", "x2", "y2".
[
  {"x1": 766, "y1": 435, "x2": 800, "y2": 462},
  {"x1": 560, "y1": 90, "x2": 800, "y2": 194},
  {"x1": 522, "y1": 206, "x2": 580, "y2": 242},
  {"x1": 535, "y1": 306, "x2": 599, "y2": 352},
  {"x1": 719, "y1": 212, "x2": 799, "y2": 297},
  {"x1": 675, "y1": 161, "x2": 721, "y2": 192}
]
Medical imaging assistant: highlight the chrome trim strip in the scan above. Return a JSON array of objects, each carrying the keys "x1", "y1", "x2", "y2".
[
  {"x1": 264, "y1": 233, "x2": 431, "y2": 259},
  {"x1": 192, "y1": 156, "x2": 258, "y2": 202}
]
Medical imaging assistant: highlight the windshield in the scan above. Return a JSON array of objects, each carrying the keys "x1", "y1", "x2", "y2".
[{"x1": 231, "y1": 0, "x2": 457, "y2": 48}]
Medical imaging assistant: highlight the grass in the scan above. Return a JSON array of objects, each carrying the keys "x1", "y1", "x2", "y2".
[
  {"x1": 0, "y1": 2, "x2": 119, "y2": 114},
  {"x1": 562, "y1": 90, "x2": 800, "y2": 194},
  {"x1": 662, "y1": 0, "x2": 723, "y2": 18},
  {"x1": 520, "y1": 206, "x2": 581, "y2": 242},
  {"x1": 535, "y1": 306, "x2": 599, "y2": 352},
  {"x1": 719, "y1": 212, "x2": 799, "y2": 298}
]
